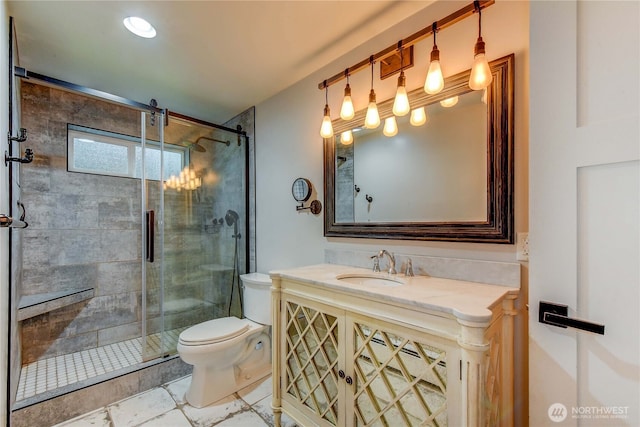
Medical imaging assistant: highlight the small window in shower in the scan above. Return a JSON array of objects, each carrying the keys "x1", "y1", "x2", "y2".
[{"x1": 67, "y1": 124, "x2": 187, "y2": 180}]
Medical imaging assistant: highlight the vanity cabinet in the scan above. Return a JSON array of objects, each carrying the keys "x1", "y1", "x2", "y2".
[{"x1": 271, "y1": 266, "x2": 519, "y2": 427}]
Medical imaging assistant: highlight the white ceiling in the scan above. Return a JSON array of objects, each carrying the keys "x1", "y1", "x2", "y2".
[{"x1": 7, "y1": 1, "x2": 432, "y2": 124}]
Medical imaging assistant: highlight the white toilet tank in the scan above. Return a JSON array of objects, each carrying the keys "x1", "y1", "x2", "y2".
[{"x1": 241, "y1": 273, "x2": 272, "y2": 325}]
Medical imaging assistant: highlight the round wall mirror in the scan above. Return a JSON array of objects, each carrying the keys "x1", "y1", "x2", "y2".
[{"x1": 292, "y1": 178, "x2": 312, "y2": 202}]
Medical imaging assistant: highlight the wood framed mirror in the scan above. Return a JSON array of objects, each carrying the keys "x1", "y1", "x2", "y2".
[{"x1": 324, "y1": 54, "x2": 514, "y2": 243}]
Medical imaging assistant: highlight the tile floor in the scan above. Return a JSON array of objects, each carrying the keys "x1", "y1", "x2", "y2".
[
  {"x1": 53, "y1": 374, "x2": 298, "y2": 427},
  {"x1": 17, "y1": 329, "x2": 185, "y2": 402}
]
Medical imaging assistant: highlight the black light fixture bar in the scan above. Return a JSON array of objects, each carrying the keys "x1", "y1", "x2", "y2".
[{"x1": 317, "y1": 0, "x2": 494, "y2": 90}]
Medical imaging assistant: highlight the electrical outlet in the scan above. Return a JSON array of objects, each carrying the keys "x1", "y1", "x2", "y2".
[{"x1": 516, "y1": 232, "x2": 529, "y2": 261}]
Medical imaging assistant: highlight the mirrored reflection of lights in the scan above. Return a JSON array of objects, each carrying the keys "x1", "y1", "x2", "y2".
[
  {"x1": 439, "y1": 96, "x2": 459, "y2": 108},
  {"x1": 163, "y1": 166, "x2": 201, "y2": 191}
]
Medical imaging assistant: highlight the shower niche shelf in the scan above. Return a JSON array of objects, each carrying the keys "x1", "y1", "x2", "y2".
[{"x1": 17, "y1": 288, "x2": 95, "y2": 321}]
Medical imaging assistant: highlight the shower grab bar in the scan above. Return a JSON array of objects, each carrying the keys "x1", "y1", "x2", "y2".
[
  {"x1": 0, "y1": 214, "x2": 28, "y2": 229},
  {"x1": 0, "y1": 201, "x2": 29, "y2": 229},
  {"x1": 146, "y1": 210, "x2": 154, "y2": 263}
]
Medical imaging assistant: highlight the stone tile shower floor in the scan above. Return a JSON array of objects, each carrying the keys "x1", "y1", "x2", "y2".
[
  {"x1": 54, "y1": 374, "x2": 298, "y2": 427},
  {"x1": 17, "y1": 329, "x2": 185, "y2": 402}
]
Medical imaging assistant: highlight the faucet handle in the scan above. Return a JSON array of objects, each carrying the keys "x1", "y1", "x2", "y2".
[
  {"x1": 404, "y1": 258, "x2": 414, "y2": 277},
  {"x1": 370, "y1": 255, "x2": 380, "y2": 272}
]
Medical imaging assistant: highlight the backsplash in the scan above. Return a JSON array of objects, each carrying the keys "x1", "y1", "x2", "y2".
[{"x1": 325, "y1": 248, "x2": 521, "y2": 288}]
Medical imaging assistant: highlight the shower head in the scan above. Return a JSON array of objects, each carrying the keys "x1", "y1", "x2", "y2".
[
  {"x1": 225, "y1": 210, "x2": 239, "y2": 227},
  {"x1": 178, "y1": 136, "x2": 230, "y2": 153},
  {"x1": 179, "y1": 140, "x2": 207, "y2": 152}
]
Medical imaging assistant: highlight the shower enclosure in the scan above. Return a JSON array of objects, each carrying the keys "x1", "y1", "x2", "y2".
[{"x1": 11, "y1": 77, "x2": 251, "y2": 407}]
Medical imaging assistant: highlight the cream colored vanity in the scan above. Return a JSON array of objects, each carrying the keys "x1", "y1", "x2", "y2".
[{"x1": 270, "y1": 264, "x2": 519, "y2": 427}]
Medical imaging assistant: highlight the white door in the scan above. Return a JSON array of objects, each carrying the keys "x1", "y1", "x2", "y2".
[{"x1": 529, "y1": 1, "x2": 639, "y2": 426}]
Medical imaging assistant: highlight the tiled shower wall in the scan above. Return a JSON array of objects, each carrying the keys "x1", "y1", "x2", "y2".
[
  {"x1": 18, "y1": 82, "x2": 149, "y2": 363},
  {"x1": 17, "y1": 81, "x2": 255, "y2": 364}
]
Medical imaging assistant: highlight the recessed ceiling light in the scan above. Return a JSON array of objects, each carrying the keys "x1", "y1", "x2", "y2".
[{"x1": 123, "y1": 16, "x2": 156, "y2": 39}]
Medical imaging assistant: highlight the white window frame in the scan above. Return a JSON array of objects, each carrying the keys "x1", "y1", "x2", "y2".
[{"x1": 67, "y1": 124, "x2": 188, "y2": 180}]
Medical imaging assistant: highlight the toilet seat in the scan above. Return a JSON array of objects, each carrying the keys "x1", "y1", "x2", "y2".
[{"x1": 179, "y1": 317, "x2": 251, "y2": 346}]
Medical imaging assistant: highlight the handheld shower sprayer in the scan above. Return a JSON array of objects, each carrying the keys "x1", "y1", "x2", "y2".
[{"x1": 225, "y1": 209, "x2": 241, "y2": 239}]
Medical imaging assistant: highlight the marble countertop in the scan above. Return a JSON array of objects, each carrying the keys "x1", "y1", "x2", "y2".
[{"x1": 270, "y1": 264, "x2": 519, "y2": 323}]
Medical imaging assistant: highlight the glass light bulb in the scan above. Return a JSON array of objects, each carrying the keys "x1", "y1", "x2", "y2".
[
  {"x1": 392, "y1": 71, "x2": 410, "y2": 116},
  {"x1": 392, "y1": 88, "x2": 410, "y2": 117},
  {"x1": 320, "y1": 105, "x2": 334, "y2": 138},
  {"x1": 424, "y1": 60, "x2": 444, "y2": 95},
  {"x1": 364, "y1": 90, "x2": 380, "y2": 129},
  {"x1": 469, "y1": 52, "x2": 493, "y2": 90},
  {"x1": 425, "y1": 45, "x2": 444, "y2": 95},
  {"x1": 410, "y1": 107, "x2": 428, "y2": 126},
  {"x1": 440, "y1": 96, "x2": 459, "y2": 108},
  {"x1": 340, "y1": 130, "x2": 353, "y2": 145},
  {"x1": 340, "y1": 96, "x2": 355, "y2": 120},
  {"x1": 383, "y1": 117, "x2": 398, "y2": 137},
  {"x1": 364, "y1": 103, "x2": 380, "y2": 128},
  {"x1": 340, "y1": 83, "x2": 355, "y2": 120}
]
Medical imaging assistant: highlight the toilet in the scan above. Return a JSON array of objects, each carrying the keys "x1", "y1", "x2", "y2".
[{"x1": 177, "y1": 273, "x2": 272, "y2": 408}]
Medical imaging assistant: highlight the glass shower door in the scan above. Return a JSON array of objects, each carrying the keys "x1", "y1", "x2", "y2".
[
  {"x1": 142, "y1": 110, "x2": 167, "y2": 361},
  {"x1": 142, "y1": 112, "x2": 248, "y2": 362}
]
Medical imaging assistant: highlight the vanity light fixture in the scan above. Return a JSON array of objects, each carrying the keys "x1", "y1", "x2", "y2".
[
  {"x1": 340, "y1": 71, "x2": 355, "y2": 120},
  {"x1": 340, "y1": 130, "x2": 354, "y2": 145},
  {"x1": 319, "y1": 83, "x2": 334, "y2": 138},
  {"x1": 392, "y1": 42, "x2": 411, "y2": 116},
  {"x1": 440, "y1": 96, "x2": 459, "y2": 108},
  {"x1": 383, "y1": 116, "x2": 399, "y2": 137},
  {"x1": 364, "y1": 57, "x2": 381, "y2": 129},
  {"x1": 123, "y1": 16, "x2": 157, "y2": 39},
  {"x1": 410, "y1": 107, "x2": 428, "y2": 126},
  {"x1": 468, "y1": 0, "x2": 493, "y2": 90},
  {"x1": 424, "y1": 22, "x2": 444, "y2": 95}
]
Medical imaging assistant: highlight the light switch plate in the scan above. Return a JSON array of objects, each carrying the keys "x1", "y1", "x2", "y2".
[{"x1": 516, "y1": 232, "x2": 529, "y2": 261}]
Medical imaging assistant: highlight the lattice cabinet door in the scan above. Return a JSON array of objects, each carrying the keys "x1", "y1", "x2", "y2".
[
  {"x1": 281, "y1": 295, "x2": 346, "y2": 427},
  {"x1": 344, "y1": 314, "x2": 461, "y2": 427}
]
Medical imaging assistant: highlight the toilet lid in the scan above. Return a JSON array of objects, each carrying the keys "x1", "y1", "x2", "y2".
[{"x1": 179, "y1": 317, "x2": 250, "y2": 345}]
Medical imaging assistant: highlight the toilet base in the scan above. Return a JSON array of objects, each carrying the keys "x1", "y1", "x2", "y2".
[
  {"x1": 186, "y1": 363, "x2": 272, "y2": 408},
  {"x1": 182, "y1": 330, "x2": 272, "y2": 408}
]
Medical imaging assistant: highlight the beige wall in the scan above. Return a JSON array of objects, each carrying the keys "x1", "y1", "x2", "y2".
[
  {"x1": 255, "y1": 0, "x2": 529, "y2": 270},
  {"x1": 255, "y1": 0, "x2": 529, "y2": 423}
]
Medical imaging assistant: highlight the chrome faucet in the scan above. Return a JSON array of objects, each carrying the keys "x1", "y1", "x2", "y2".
[
  {"x1": 404, "y1": 258, "x2": 414, "y2": 277},
  {"x1": 370, "y1": 254, "x2": 380, "y2": 272},
  {"x1": 378, "y1": 250, "x2": 396, "y2": 275}
]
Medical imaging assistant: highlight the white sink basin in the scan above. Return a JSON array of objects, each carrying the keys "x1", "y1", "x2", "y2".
[{"x1": 336, "y1": 273, "x2": 404, "y2": 288}]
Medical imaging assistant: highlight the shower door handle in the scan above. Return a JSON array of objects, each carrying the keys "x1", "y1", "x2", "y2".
[{"x1": 146, "y1": 210, "x2": 154, "y2": 263}]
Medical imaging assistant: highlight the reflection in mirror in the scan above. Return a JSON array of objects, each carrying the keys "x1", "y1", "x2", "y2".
[
  {"x1": 335, "y1": 89, "x2": 487, "y2": 223},
  {"x1": 324, "y1": 54, "x2": 514, "y2": 243}
]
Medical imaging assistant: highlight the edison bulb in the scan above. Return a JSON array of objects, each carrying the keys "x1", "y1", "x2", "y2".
[
  {"x1": 469, "y1": 37, "x2": 493, "y2": 90},
  {"x1": 383, "y1": 117, "x2": 398, "y2": 137},
  {"x1": 410, "y1": 107, "x2": 428, "y2": 126},
  {"x1": 364, "y1": 89, "x2": 380, "y2": 129},
  {"x1": 340, "y1": 130, "x2": 353, "y2": 145},
  {"x1": 392, "y1": 71, "x2": 410, "y2": 116},
  {"x1": 424, "y1": 46, "x2": 444, "y2": 94},
  {"x1": 319, "y1": 105, "x2": 333, "y2": 138},
  {"x1": 340, "y1": 84, "x2": 355, "y2": 120},
  {"x1": 440, "y1": 96, "x2": 459, "y2": 108}
]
